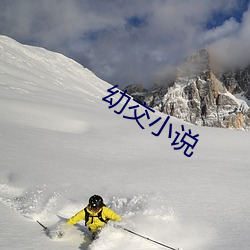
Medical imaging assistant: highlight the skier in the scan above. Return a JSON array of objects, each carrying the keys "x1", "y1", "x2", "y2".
[{"x1": 66, "y1": 194, "x2": 121, "y2": 239}]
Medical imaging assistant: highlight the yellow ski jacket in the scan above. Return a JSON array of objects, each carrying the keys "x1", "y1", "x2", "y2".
[{"x1": 67, "y1": 206, "x2": 121, "y2": 233}]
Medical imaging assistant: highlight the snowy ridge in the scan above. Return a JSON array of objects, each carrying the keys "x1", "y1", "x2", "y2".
[
  {"x1": 0, "y1": 35, "x2": 110, "y2": 112},
  {"x1": 0, "y1": 36, "x2": 250, "y2": 250}
]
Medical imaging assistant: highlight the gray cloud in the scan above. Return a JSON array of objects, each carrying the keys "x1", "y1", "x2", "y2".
[
  {"x1": 0, "y1": 0, "x2": 249, "y2": 88},
  {"x1": 209, "y1": 6, "x2": 250, "y2": 69}
]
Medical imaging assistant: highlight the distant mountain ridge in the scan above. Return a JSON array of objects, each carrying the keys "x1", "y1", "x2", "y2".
[
  {"x1": 1, "y1": 35, "x2": 248, "y2": 130},
  {"x1": 124, "y1": 49, "x2": 250, "y2": 130}
]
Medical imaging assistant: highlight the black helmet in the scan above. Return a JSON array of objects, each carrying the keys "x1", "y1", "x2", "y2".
[{"x1": 89, "y1": 195, "x2": 104, "y2": 210}]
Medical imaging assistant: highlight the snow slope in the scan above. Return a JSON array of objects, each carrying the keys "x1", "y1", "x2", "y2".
[{"x1": 0, "y1": 35, "x2": 250, "y2": 250}]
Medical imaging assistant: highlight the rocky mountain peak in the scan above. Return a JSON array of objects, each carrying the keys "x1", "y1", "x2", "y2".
[
  {"x1": 177, "y1": 49, "x2": 210, "y2": 78},
  {"x1": 124, "y1": 49, "x2": 250, "y2": 130}
]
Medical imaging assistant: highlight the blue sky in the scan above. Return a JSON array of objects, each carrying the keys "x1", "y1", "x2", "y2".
[
  {"x1": 0, "y1": 0, "x2": 249, "y2": 88},
  {"x1": 206, "y1": 0, "x2": 249, "y2": 28}
]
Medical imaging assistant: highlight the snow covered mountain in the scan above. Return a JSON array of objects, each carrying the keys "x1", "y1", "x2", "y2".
[
  {"x1": 0, "y1": 36, "x2": 250, "y2": 250},
  {"x1": 125, "y1": 49, "x2": 250, "y2": 130}
]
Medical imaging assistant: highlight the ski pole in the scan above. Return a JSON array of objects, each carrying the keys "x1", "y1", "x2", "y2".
[
  {"x1": 122, "y1": 227, "x2": 180, "y2": 250},
  {"x1": 37, "y1": 220, "x2": 48, "y2": 231}
]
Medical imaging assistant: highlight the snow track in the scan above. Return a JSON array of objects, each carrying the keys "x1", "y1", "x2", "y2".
[
  {"x1": 0, "y1": 182, "x2": 209, "y2": 250},
  {"x1": 0, "y1": 181, "x2": 64, "y2": 221}
]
